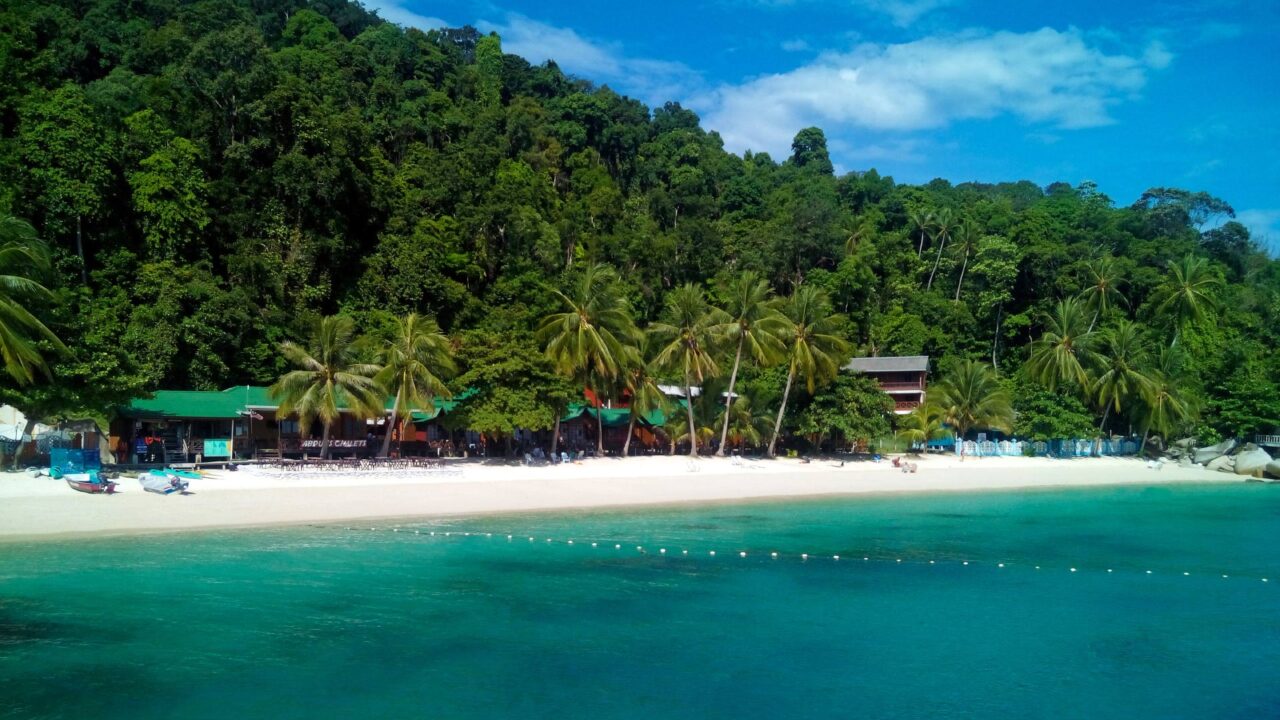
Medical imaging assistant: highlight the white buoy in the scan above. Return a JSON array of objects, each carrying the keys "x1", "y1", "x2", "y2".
[
  {"x1": 414, "y1": 530, "x2": 419, "y2": 535},
  {"x1": 567, "y1": 540, "x2": 574, "y2": 545},
  {"x1": 591, "y1": 542, "x2": 597, "y2": 547},
  {"x1": 507, "y1": 534, "x2": 512, "y2": 539},
  {"x1": 997, "y1": 563, "x2": 1005, "y2": 568},
  {"x1": 1035, "y1": 566, "x2": 1041, "y2": 570},
  {"x1": 682, "y1": 550, "x2": 688, "y2": 555},
  {"x1": 546, "y1": 538, "x2": 552, "y2": 543},
  {"x1": 709, "y1": 551, "x2": 716, "y2": 556},
  {"x1": 832, "y1": 555, "x2": 839, "y2": 561},
  {"x1": 370, "y1": 527, "x2": 376, "y2": 531},
  {"x1": 660, "y1": 548, "x2": 666, "y2": 554},
  {"x1": 1107, "y1": 569, "x2": 1112, "y2": 573},
  {"x1": 801, "y1": 553, "x2": 808, "y2": 560},
  {"x1": 529, "y1": 537, "x2": 534, "y2": 542},
  {"x1": 393, "y1": 528, "x2": 398, "y2": 532},
  {"x1": 487, "y1": 533, "x2": 492, "y2": 537},
  {"x1": 896, "y1": 559, "x2": 902, "y2": 563},
  {"x1": 1222, "y1": 574, "x2": 1228, "y2": 578},
  {"x1": 464, "y1": 532, "x2": 470, "y2": 536},
  {"x1": 445, "y1": 532, "x2": 450, "y2": 536},
  {"x1": 929, "y1": 560, "x2": 935, "y2": 565},
  {"x1": 740, "y1": 551, "x2": 747, "y2": 558},
  {"x1": 1183, "y1": 572, "x2": 1190, "y2": 576},
  {"x1": 1263, "y1": 578, "x2": 1269, "y2": 583},
  {"x1": 863, "y1": 557, "x2": 868, "y2": 561},
  {"x1": 1070, "y1": 568, "x2": 1077, "y2": 573},
  {"x1": 963, "y1": 561, "x2": 969, "y2": 566},
  {"x1": 615, "y1": 544, "x2": 621, "y2": 549},
  {"x1": 771, "y1": 552, "x2": 778, "y2": 558},
  {"x1": 636, "y1": 546, "x2": 643, "y2": 552},
  {"x1": 1146, "y1": 570, "x2": 1152, "y2": 574},
  {"x1": 430, "y1": 531, "x2": 435, "y2": 536}
]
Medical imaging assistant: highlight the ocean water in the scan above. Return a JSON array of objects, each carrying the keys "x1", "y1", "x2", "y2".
[{"x1": 1, "y1": 483, "x2": 1277, "y2": 719}]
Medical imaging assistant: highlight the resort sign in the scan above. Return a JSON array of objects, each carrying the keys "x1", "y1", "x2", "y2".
[{"x1": 202, "y1": 438, "x2": 232, "y2": 458}]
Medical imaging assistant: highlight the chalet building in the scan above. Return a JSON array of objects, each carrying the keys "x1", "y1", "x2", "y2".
[{"x1": 843, "y1": 355, "x2": 929, "y2": 414}]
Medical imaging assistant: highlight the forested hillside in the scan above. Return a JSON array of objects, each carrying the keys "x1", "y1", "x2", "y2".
[{"x1": 0, "y1": 0, "x2": 1276, "y2": 446}]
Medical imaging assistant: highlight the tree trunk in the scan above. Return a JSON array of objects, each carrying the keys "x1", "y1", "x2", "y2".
[
  {"x1": 379, "y1": 410, "x2": 397, "y2": 458},
  {"x1": 917, "y1": 231, "x2": 926, "y2": 259},
  {"x1": 684, "y1": 377, "x2": 698, "y2": 457},
  {"x1": 991, "y1": 301, "x2": 1004, "y2": 370},
  {"x1": 1099, "y1": 403, "x2": 1111, "y2": 433},
  {"x1": 623, "y1": 412, "x2": 636, "y2": 457},
  {"x1": 767, "y1": 364, "x2": 796, "y2": 458},
  {"x1": 320, "y1": 422, "x2": 331, "y2": 460},
  {"x1": 551, "y1": 414, "x2": 561, "y2": 458},
  {"x1": 75, "y1": 215, "x2": 87, "y2": 285},
  {"x1": 716, "y1": 337, "x2": 745, "y2": 456},
  {"x1": 954, "y1": 253, "x2": 969, "y2": 301},
  {"x1": 9, "y1": 417, "x2": 31, "y2": 470},
  {"x1": 926, "y1": 236, "x2": 947, "y2": 290},
  {"x1": 1088, "y1": 309, "x2": 1099, "y2": 333},
  {"x1": 595, "y1": 404, "x2": 604, "y2": 455}
]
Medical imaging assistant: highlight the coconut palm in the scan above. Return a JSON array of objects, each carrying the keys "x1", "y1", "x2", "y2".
[
  {"x1": 845, "y1": 218, "x2": 875, "y2": 255},
  {"x1": 270, "y1": 315, "x2": 385, "y2": 459},
  {"x1": 1026, "y1": 297, "x2": 1098, "y2": 394},
  {"x1": 951, "y1": 221, "x2": 979, "y2": 301},
  {"x1": 0, "y1": 216, "x2": 65, "y2": 384},
  {"x1": 374, "y1": 314, "x2": 454, "y2": 458},
  {"x1": 926, "y1": 207, "x2": 957, "y2": 290},
  {"x1": 538, "y1": 262, "x2": 638, "y2": 454},
  {"x1": 711, "y1": 272, "x2": 786, "y2": 456},
  {"x1": 1139, "y1": 346, "x2": 1196, "y2": 451},
  {"x1": 650, "y1": 284, "x2": 727, "y2": 456},
  {"x1": 908, "y1": 209, "x2": 934, "y2": 259},
  {"x1": 930, "y1": 361, "x2": 1013, "y2": 442},
  {"x1": 1149, "y1": 255, "x2": 1222, "y2": 345},
  {"x1": 716, "y1": 392, "x2": 773, "y2": 452},
  {"x1": 1092, "y1": 319, "x2": 1151, "y2": 433},
  {"x1": 1078, "y1": 255, "x2": 1127, "y2": 332},
  {"x1": 767, "y1": 287, "x2": 849, "y2": 457},
  {"x1": 896, "y1": 402, "x2": 950, "y2": 449},
  {"x1": 620, "y1": 344, "x2": 669, "y2": 457}
]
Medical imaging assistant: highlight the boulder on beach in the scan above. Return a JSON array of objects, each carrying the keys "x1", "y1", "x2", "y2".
[
  {"x1": 1234, "y1": 447, "x2": 1273, "y2": 477},
  {"x1": 1173, "y1": 437, "x2": 1196, "y2": 448},
  {"x1": 1206, "y1": 455, "x2": 1235, "y2": 473},
  {"x1": 1193, "y1": 439, "x2": 1236, "y2": 465},
  {"x1": 1267, "y1": 460, "x2": 1280, "y2": 480}
]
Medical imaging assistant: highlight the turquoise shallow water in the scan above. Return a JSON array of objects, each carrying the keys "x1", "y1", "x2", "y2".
[{"x1": 1, "y1": 483, "x2": 1278, "y2": 719}]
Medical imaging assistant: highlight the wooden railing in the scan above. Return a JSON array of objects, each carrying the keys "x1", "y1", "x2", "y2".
[
  {"x1": 878, "y1": 381, "x2": 924, "y2": 392},
  {"x1": 1252, "y1": 434, "x2": 1280, "y2": 446}
]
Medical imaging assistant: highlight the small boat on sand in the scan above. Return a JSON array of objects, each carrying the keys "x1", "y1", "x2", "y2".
[
  {"x1": 139, "y1": 469, "x2": 193, "y2": 495},
  {"x1": 61, "y1": 470, "x2": 118, "y2": 494}
]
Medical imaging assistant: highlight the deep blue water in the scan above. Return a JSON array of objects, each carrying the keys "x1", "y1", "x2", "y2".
[{"x1": 1, "y1": 483, "x2": 1278, "y2": 719}]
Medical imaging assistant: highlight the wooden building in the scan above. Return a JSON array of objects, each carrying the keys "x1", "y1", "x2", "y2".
[{"x1": 843, "y1": 355, "x2": 929, "y2": 414}]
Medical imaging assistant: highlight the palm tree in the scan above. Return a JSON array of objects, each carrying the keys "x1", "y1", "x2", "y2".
[
  {"x1": 931, "y1": 361, "x2": 1013, "y2": 443},
  {"x1": 0, "y1": 215, "x2": 65, "y2": 384},
  {"x1": 908, "y1": 209, "x2": 934, "y2": 259},
  {"x1": 716, "y1": 392, "x2": 773, "y2": 453},
  {"x1": 538, "y1": 262, "x2": 638, "y2": 454},
  {"x1": 1091, "y1": 319, "x2": 1151, "y2": 433},
  {"x1": 710, "y1": 272, "x2": 786, "y2": 456},
  {"x1": 374, "y1": 314, "x2": 454, "y2": 458},
  {"x1": 951, "y1": 221, "x2": 979, "y2": 301},
  {"x1": 926, "y1": 207, "x2": 957, "y2": 290},
  {"x1": 650, "y1": 284, "x2": 726, "y2": 456},
  {"x1": 1079, "y1": 255, "x2": 1127, "y2": 332},
  {"x1": 1026, "y1": 297, "x2": 1098, "y2": 394},
  {"x1": 845, "y1": 218, "x2": 875, "y2": 255},
  {"x1": 270, "y1": 315, "x2": 385, "y2": 459},
  {"x1": 1139, "y1": 346, "x2": 1196, "y2": 451},
  {"x1": 620, "y1": 344, "x2": 668, "y2": 457},
  {"x1": 1149, "y1": 255, "x2": 1222, "y2": 346},
  {"x1": 895, "y1": 402, "x2": 950, "y2": 450},
  {"x1": 767, "y1": 287, "x2": 849, "y2": 457}
]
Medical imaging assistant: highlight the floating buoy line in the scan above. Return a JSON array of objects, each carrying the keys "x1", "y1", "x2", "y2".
[{"x1": 339, "y1": 525, "x2": 1273, "y2": 585}]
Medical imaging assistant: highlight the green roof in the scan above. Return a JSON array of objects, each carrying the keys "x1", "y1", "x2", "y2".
[{"x1": 124, "y1": 385, "x2": 453, "y2": 420}]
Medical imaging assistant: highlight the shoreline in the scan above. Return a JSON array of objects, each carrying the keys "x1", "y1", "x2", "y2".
[{"x1": 0, "y1": 455, "x2": 1244, "y2": 543}]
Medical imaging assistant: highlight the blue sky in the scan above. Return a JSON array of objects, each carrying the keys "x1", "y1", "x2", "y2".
[{"x1": 364, "y1": 0, "x2": 1280, "y2": 251}]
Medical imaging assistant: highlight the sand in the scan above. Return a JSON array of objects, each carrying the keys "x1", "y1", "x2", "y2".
[{"x1": 0, "y1": 454, "x2": 1237, "y2": 541}]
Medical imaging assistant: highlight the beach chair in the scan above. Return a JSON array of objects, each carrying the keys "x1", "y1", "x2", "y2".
[
  {"x1": 523, "y1": 453, "x2": 533, "y2": 466},
  {"x1": 560, "y1": 451, "x2": 570, "y2": 464}
]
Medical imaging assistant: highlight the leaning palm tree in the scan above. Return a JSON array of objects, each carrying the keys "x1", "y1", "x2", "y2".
[
  {"x1": 908, "y1": 209, "x2": 934, "y2": 259},
  {"x1": 930, "y1": 360, "x2": 1013, "y2": 443},
  {"x1": 620, "y1": 344, "x2": 669, "y2": 457},
  {"x1": 1026, "y1": 297, "x2": 1098, "y2": 394},
  {"x1": 951, "y1": 221, "x2": 980, "y2": 301},
  {"x1": 270, "y1": 315, "x2": 385, "y2": 459},
  {"x1": 767, "y1": 287, "x2": 849, "y2": 457},
  {"x1": 1149, "y1": 254, "x2": 1222, "y2": 346},
  {"x1": 926, "y1": 207, "x2": 957, "y2": 290},
  {"x1": 538, "y1": 262, "x2": 638, "y2": 454},
  {"x1": 1078, "y1": 255, "x2": 1127, "y2": 332},
  {"x1": 711, "y1": 272, "x2": 786, "y2": 456},
  {"x1": 0, "y1": 216, "x2": 66, "y2": 384},
  {"x1": 374, "y1": 314, "x2": 454, "y2": 457},
  {"x1": 650, "y1": 284, "x2": 727, "y2": 456},
  {"x1": 1091, "y1": 319, "x2": 1151, "y2": 433},
  {"x1": 844, "y1": 218, "x2": 875, "y2": 255}
]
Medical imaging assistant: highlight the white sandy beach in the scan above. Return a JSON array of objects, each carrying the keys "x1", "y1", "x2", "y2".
[{"x1": 0, "y1": 454, "x2": 1242, "y2": 541}]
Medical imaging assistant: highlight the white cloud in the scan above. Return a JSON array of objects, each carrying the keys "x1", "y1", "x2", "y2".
[
  {"x1": 696, "y1": 27, "x2": 1170, "y2": 158},
  {"x1": 1236, "y1": 209, "x2": 1280, "y2": 254},
  {"x1": 361, "y1": 0, "x2": 447, "y2": 31},
  {"x1": 865, "y1": 0, "x2": 959, "y2": 27},
  {"x1": 477, "y1": 14, "x2": 702, "y2": 105}
]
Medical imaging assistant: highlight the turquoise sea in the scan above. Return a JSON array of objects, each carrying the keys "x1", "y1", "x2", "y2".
[{"x1": 1, "y1": 483, "x2": 1277, "y2": 719}]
